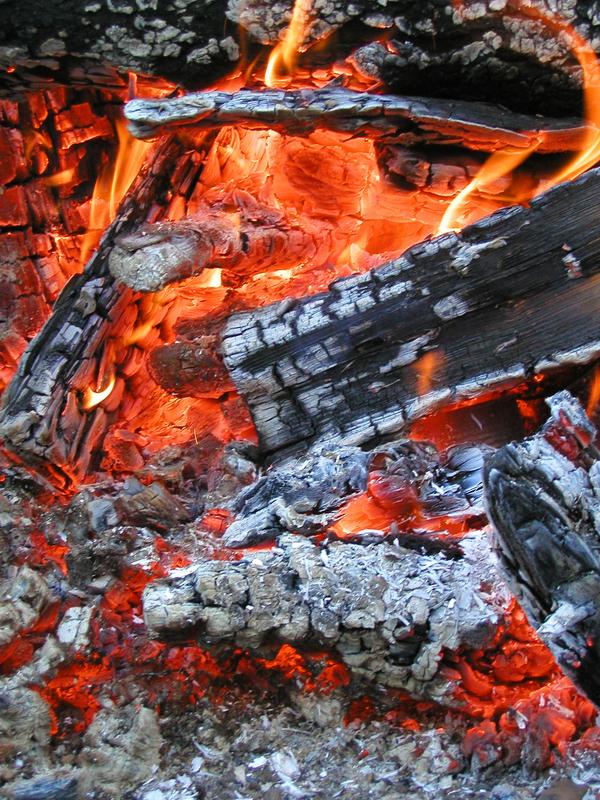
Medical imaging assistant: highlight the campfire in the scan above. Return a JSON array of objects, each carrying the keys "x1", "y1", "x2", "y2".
[{"x1": 3, "y1": 1, "x2": 600, "y2": 798}]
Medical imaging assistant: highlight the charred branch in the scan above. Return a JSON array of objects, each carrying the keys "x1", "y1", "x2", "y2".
[
  {"x1": 221, "y1": 167, "x2": 600, "y2": 458},
  {"x1": 484, "y1": 390, "x2": 600, "y2": 708},
  {"x1": 142, "y1": 530, "x2": 504, "y2": 702},
  {"x1": 125, "y1": 88, "x2": 588, "y2": 154}
]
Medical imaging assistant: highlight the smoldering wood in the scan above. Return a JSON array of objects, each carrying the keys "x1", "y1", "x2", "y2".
[
  {"x1": 484, "y1": 390, "x2": 600, "y2": 708},
  {"x1": 221, "y1": 167, "x2": 600, "y2": 458},
  {"x1": 0, "y1": 136, "x2": 187, "y2": 485},
  {"x1": 142, "y1": 530, "x2": 505, "y2": 702},
  {"x1": 221, "y1": 439, "x2": 487, "y2": 549},
  {"x1": 108, "y1": 200, "x2": 323, "y2": 292},
  {"x1": 2, "y1": 0, "x2": 600, "y2": 117},
  {"x1": 125, "y1": 88, "x2": 588, "y2": 154}
]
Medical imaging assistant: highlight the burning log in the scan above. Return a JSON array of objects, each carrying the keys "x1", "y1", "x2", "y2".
[
  {"x1": 0, "y1": 136, "x2": 188, "y2": 484},
  {"x1": 221, "y1": 167, "x2": 600, "y2": 457},
  {"x1": 108, "y1": 197, "x2": 324, "y2": 292},
  {"x1": 125, "y1": 88, "x2": 588, "y2": 153},
  {"x1": 142, "y1": 529, "x2": 504, "y2": 702},
  {"x1": 484, "y1": 390, "x2": 600, "y2": 708}
]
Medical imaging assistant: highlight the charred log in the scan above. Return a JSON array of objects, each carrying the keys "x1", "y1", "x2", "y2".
[
  {"x1": 125, "y1": 88, "x2": 588, "y2": 154},
  {"x1": 142, "y1": 530, "x2": 503, "y2": 702},
  {"x1": 0, "y1": 136, "x2": 188, "y2": 485},
  {"x1": 484, "y1": 390, "x2": 600, "y2": 708},
  {"x1": 221, "y1": 167, "x2": 600, "y2": 458},
  {"x1": 2, "y1": 1, "x2": 600, "y2": 118}
]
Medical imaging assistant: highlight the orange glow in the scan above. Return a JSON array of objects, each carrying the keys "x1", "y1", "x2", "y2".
[
  {"x1": 437, "y1": 146, "x2": 537, "y2": 234},
  {"x1": 439, "y1": 0, "x2": 600, "y2": 235},
  {"x1": 80, "y1": 118, "x2": 151, "y2": 265},
  {"x1": 264, "y1": 0, "x2": 312, "y2": 87},
  {"x1": 587, "y1": 365, "x2": 600, "y2": 416},
  {"x1": 82, "y1": 374, "x2": 116, "y2": 409},
  {"x1": 44, "y1": 167, "x2": 77, "y2": 187}
]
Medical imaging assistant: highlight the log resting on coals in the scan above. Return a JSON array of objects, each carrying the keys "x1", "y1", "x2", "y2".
[
  {"x1": 484, "y1": 390, "x2": 600, "y2": 708},
  {"x1": 142, "y1": 530, "x2": 505, "y2": 703},
  {"x1": 221, "y1": 167, "x2": 600, "y2": 458},
  {"x1": 125, "y1": 88, "x2": 588, "y2": 154}
]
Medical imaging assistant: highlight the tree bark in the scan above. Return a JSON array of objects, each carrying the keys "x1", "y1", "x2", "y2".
[
  {"x1": 221, "y1": 167, "x2": 600, "y2": 458},
  {"x1": 484, "y1": 390, "x2": 600, "y2": 708}
]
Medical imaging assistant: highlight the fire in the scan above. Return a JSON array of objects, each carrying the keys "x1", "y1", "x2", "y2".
[
  {"x1": 439, "y1": 0, "x2": 600, "y2": 234},
  {"x1": 80, "y1": 118, "x2": 151, "y2": 265},
  {"x1": 82, "y1": 374, "x2": 116, "y2": 410},
  {"x1": 264, "y1": 0, "x2": 312, "y2": 87}
]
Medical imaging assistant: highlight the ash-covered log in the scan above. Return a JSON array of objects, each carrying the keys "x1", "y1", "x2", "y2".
[
  {"x1": 484, "y1": 390, "x2": 600, "y2": 708},
  {"x1": 221, "y1": 167, "x2": 600, "y2": 458},
  {"x1": 142, "y1": 529, "x2": 504, "y2": 702},
  {"x1": 2, "y1": 0, "x2": 600, "y2": 119},
  {"x1": 125, "y1": 88, "x2": 588, "y2": 153}
]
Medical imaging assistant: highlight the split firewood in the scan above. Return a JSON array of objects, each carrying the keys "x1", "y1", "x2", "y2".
[
  {"x1": 221, "y1": 166, "x2": 600, "y2": 458},
  {"x1": 484, "y1": 390, "x2": 600, "y2": 708},
  {"x1": 108, "y1": 197, "x2": 324, "y2": 293},
  {"x1": 125, "y1": 87, "x2": 588, "y2": 153},
  {"x1": 142, "y1": 529, "x2": 505, "y2": 703}
]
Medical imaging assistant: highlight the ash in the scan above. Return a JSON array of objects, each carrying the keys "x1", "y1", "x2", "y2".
[{"x1": 0, "y1": 432, "x2": 599, "y2": 800}]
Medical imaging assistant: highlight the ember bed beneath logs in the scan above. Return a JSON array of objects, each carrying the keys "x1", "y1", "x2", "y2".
[{"x1": 5, "y1": 2, "x2": 600, "y2": 799}]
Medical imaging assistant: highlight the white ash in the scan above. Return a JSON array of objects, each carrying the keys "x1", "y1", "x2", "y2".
[{"x1": 143, "y1": 530, "x2": 506, "y2": 702}]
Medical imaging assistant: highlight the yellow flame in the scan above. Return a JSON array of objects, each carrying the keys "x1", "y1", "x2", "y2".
[
  {"x1": 438, "y1": 146, "x2": 537, "y2": 234},
  {"x1": 82, "y1": 374, "x2": 116, "y2": 409},
  {"x1": 44, "y1": 167, "x2": 77, "y2": 187},
  {"x1": 80, "y1": 118, "x2": 151, "y2": 265},
  {"x1": 264, "y1": 0, "x2": 312, "y2": 87},
  {"x1": 438, "y1": 0, "x2": 600, "y2": 236}
]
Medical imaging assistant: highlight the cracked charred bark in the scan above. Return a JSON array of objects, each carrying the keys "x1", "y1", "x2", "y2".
[
  {"x1": 2, "y1": 1, "x2": 600, "y2": 117},
  {"x1": 125, "y1": 88, "x2": 588, "y2": 153},
  {"x1": 221, "y1": 167, "x2": 600, "y2": 458},
  {"x1": 484, "y1": 391, "x2": 600, "y2": 708}
]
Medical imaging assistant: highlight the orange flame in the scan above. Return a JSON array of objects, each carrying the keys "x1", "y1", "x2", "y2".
[
  {"x1": 587, "y1": 365, "x2": 600, "y2": 417},
  {"x1": 416, "y1": 350, "x2": 445, "y2": 397},
  {"x1": 82, "y1": 374, "x2": 116, "y2": 410},
  {"x1": 264, "y1": 0, "x2": 312, "y2": 87},
  {"x1": 80, "y1": 118, "x2": 151, "y2": 265},
  {"x1": 44, "y1": 167, "x2": 77, "y2": 187},
  {"x1": 438, "y1": 146, "x2": 537, "y2": 233},
  {"x1": 439, "y1": 0, "x2": 600, "y2": 235}
]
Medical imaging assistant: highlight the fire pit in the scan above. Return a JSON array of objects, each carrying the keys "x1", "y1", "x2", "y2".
[{"x1": 2, "y1": 1, "x2": 600, "y2": 798}]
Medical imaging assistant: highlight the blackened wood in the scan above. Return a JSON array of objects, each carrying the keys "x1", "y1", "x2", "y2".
[
  {"x1": 0, "y1": 136, "x2": 186, "y2": 485},
  {"x1": 484, "y1": 391, "x2": 600, "y2": 708},
  {"x1": 125, "y1": 88, "x2": 587, "y2": 154},
  {"x1": 221, "y1": 167, "x2": 600, "y2": 458}
]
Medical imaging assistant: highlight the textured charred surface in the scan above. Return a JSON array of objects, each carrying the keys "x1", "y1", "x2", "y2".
[
  {"x1": 222, "y1": 167, "x2": 600, "y2": 457},
  {"x1": 125, "y1": 88, "x2": 587, "y2": 153},
  {"x1": 220, "y1": 439, "x2": 487, "y2": 548},
  {"x1": 109, "y1": 198, "x2": 324, "y2": 292},
  {"x1": 0, "y1": 136, "x2": 188, "y2": 484},
  {"x1": 484, "y1": 391, "x2": 600, "y2": 708},
  {"x1": 0, "y1": 86, "x2": 123, "y2": 393},
  {"x1": 2, "y1": 1, "x2": 600, "y2": 118},
  {"x1": 143, "y1": 530, "x2": 502, "y2": 701}
]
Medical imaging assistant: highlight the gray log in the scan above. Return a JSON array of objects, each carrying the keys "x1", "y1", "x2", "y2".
[
  {"x1": 221, "y1": 167, "x2": 600, "y2": 459},
  {"x1": 142, "y1": 529, "x2": 505, "y2": 703},
  {"x1": 484, "y1": 390, "x2": 600, "y2": 708},
  {"x1": 125, "y1": 87, "x2": 587, "y2": 153}
]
